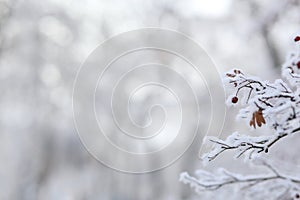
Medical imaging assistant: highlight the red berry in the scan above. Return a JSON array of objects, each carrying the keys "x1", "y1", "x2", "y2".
[
  {"x1": 297, "y1": 61, "x2": 300, "y2": 69},
  {"x1": 295, "y1": 193, "x2": 300, "y2": 198},
  {"x1": 294, "y1": 36, "x2": 300, "y2": 42},
  {"x1": 231, "y1": 96, "x2": 238, "y2": 104}
]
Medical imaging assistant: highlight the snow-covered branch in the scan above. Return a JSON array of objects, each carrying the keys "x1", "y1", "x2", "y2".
[
  {"x1": 202, "y1": 126, "x2": 300, "y2": 163},
  {"x1": 181, "y1": 36, "x2": 300, "y2": 199},
  {"x1": 202, "y1": 133, "x2": 283, "y2": 162},
  {"x1": 201, "y1": 37, "x2": 300, "y2": 161},
  {"x1": 180, "y1": 160, "x2": 300, "y2": 199}
]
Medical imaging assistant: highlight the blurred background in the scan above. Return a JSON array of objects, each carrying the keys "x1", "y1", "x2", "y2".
[{"x1": 0, "y1": 0, "x2": 300, "y2": 199}]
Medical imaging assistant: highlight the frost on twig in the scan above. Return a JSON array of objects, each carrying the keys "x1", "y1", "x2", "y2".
[
  {"x1": 202, "y1": 133, "x2": 287, "y2": 163},
  {"x1": 201, "y1": 37, "x2": 300, "y2": 161},
  {"x1": 181, "y1": 37, "x2": 300, "y2": 199},
  {"x1": 180, "y1": 159, "x2": 300, "y2": 199}
]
